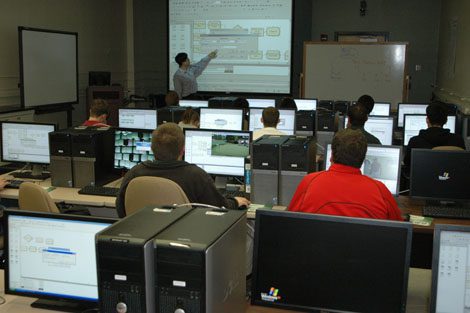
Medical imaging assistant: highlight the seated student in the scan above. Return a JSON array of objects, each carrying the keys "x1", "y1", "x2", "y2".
[
  {"x1": 288, "y1": 128, "x2": 402, "y2": 220},
  {"x1": 357, "y1": 94, "x2": 375, "y2": 115},
  {"x1": 346, "y1": 104, "x2": 381, "y2": 144},
  {"x1": 252, "y1": 107, "x2": 285, "y2": 140},
  {"x1": 277, "y1": 97, "x2": 297, "y2": 110},
  {"x1": 165, "y1": 90, "x2": 180, "y2": 107},
  {"x1": 404, "y1": 102, "x2": 466, "y2": 167},
  {"x1": 115, "y1": 123, "x2": 250, "y2": 217},
  {"x1": 83, "y1": 99, "x2": 110, "y2": 127},
  {"x1": 178, "y1": 108, "x2": 200, "y2": 129}
]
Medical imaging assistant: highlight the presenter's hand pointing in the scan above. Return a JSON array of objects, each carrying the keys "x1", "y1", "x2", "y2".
[{"x1": 208, "y1": 50, "x2": 218, "y2": 59}]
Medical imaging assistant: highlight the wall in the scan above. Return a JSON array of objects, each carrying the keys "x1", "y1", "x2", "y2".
[
  {"x1": 311, "y1": 0, "x2": 441, "y2": 104},
  {"x1": 434, "y1": 0, "x2": 470, "y2": 114},
  {"x1": 0, "y1": 0, "x2": 130, "y2": 124}
]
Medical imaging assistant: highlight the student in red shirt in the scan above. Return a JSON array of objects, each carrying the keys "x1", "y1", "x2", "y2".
[
  {"x1": 288, "y1": 128, "x2": 403, "y2": 221},
  {"x1": 82, "y1": 99, "x2": 110, "y2": 127}
]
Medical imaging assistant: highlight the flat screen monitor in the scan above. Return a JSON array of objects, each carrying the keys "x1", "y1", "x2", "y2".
[
  {"x1": 325, "y1": 144, "x2": 402, "y2": 195},
  {"x1": 199, "y1": 108, "x2": 244, "y2": 131},
  {"x1": 370, "y1": 102, "x2": 391, "y2": 116},
  {"x1": 247, "y1": 98, "x2": 276, "y2": 108},
  {"x1": 179, "y1": 99, "x2": 209, "y2": 108},
  {"x1": 249, "y1": 108, "x2": 296, "y2": 135},
  {"x1": 251, "y1": 210, "x2": 412, "y2": 313},
  {"x1": 4, "y1": 209, "x2": 116, "y2": 311},
  {"x1": 293, "y1": 98, "x2": 317, "y2": 111},
  {"x1": 118, "y1": 108, "x2": 157, "y2": 130},
  {"x1": 397, "y1": 103, "x2": 428, "y2": 127},
  {"x1": 410, "y1": 149, "x2": 470, "y2": 202},
  {"x1": 430, "y1": 224, "x2": 470, "y2": 313},
  {"x1": 114, "y1": 129, "x2": 154, "y2": 170},
  {"x1": 184, "y1": 129, "x2": 251, "y2": 176},
  {"x1": 403, "y1": 114, "x2": 456, "y2": 146},
  {"x1": 1, "y1": 121, "x2": 55, "y2": 164},
  {"x1": 344, "y1": 116, "x2": 394, "y2": 145}
]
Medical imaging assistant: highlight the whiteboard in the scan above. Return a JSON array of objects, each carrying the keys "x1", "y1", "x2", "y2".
[{"x1": 302, "y1": 42, "x2": 408, "y2": 108}]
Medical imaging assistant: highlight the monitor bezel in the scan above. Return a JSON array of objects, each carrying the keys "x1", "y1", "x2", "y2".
[
  {"x1": 1, "y1": 121, "x2": 57, "y2": 164},
  {"x1": 4, "y1": 209, "x2": 117, "y2": 306},
  {"x1": 247, "y1": 98, "x2": 276, "y2": 108},
  {"x1": 248, "y1": 107, "x2": 297, "y2": 134},
  {"x1": 293, "y1": 98, "x2": 317, "y2": 111},
  {"x1": 403, "y1": 114, "x2": 457, "y2": 146},
  {"x1": 370, "y1": 102, "x2": 391, "y2": 116},
  {"x1": 117, "y1": 108, "x2": 157, "y2": 130},
  {"x1": 397, "y1": 103, "x2": 429, "y2": 128},
  {"x1": 113, "y1": 127, "x2": 155, "y2": 171},
  {"x1": 178, "y1": 99, "x2": 209, "y2": 108},
  {"x1": 251, "y1": 210, "x2": 413, "y2": 312},
  {"x1": 199, "y1": 107, "x2": 245, "y2": 131}
]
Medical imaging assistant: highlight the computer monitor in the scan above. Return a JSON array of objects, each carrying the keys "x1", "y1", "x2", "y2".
[
  {"x1": 114, "y1": 129, "x2": 154, "y2": 170},
  {"x1": 199, "y1": 108, "x2": 244, "y2": 131},
  {"x1": 370, "y1": 102, "x2": 391, "y2": 116},
  {"x1": 248, "y1": 108, "x2": 296, "y2": 135},
  {"x1": 344, "y1": 116, "x2": 394, "y2": 145},
  {"x1": 251, "y1": 210, "x2": 412, "y2": 313},
  {"x1": 397, "y1": 103, "x2": 428, "y2": 127},
  {"x1": 179, "y1": 99, "x2": 209, "y2": 108},
  {"x1": 184, "y1": 129, "x2": 251, "y2": 176},
  {"x1": 430, "y1": 224, "x2": 470, "y2": 313},
  {"x1": 325, "y1": 144, "x2": 402, "y2": 195},
  {"x1": 293, "y1": 98, "x2": 317, "y2": 111},
  {"x1": 403, "y1": 114, "x2": 456, "y2": 146},
  {"x1": 118, "y1": 108, "x2": 157, "y2": 130},
  {"x1": 410, "y1": 149, "x2": 470, "y2": 202},
  {"x1": 4, "y1": 209, "x2": 116, "y2": 311},
  {"x1": 247, "y1": 98, "x2": 276, "y2": 108}
]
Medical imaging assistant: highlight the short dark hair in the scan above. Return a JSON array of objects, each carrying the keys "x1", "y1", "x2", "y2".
[
  {"x1": 262, "y1": 107, "x2": 280, "y2": 127},
  {"x1": 357, "y1": 94, "x2": 375, "y2": 114},
  {"x1": 165, "y1": 90, "x2": 180, "y2": 106},
  {"x1": 332, "y1": 129, "x2": 367, "y2": 168},
  {"x1": 175, "y1": 52, "x2": 188, "y2": 66},
  {"x1": 90, "y1": 99, "x2": 109, "y2": 117},
  {"x1": 151, "y1": 123, "x2": 185, "y2": 161},
  {"x1": 426, "y1": 103, "x2": 448, "y2": 126},
  {"x1": 347, "y1": 104, "x2": 368, "y2": 127},
  {"x1": 278, "y1": 97, "x2": 297, "y2": 110}
]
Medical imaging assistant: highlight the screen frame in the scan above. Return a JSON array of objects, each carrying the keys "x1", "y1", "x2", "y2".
[
  {"x1": 4, "y1": 209, "x2": 117, "y2": 306},
  {"x1": 293, "y1": 98, "x2": 317, "y2": 111},
  {"x1": 397, "y1": 103, "x2": 429, "y2": 128},
  {"x1": 403, "y1": 114, "x2": 456, "y2": 146},
  {"x1": 248, "y1": 107, "x2": 296, "y2": 134},
  {"x1": 370, "y1": 102, "x2": 391, "y2": 116},
  {"x1": 117, "y1": 108, "x2": 158, "y2": 130},
  {"x1": 199, "y1": 107, "x2": 245, "y2": 131}
]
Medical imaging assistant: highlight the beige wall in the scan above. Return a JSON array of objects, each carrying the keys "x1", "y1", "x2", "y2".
[
  {"x1": 0, "y1": 0, "x2": 132, "y2": 124},
  {"x1": 435, "y1": 0, "x2": 470, "y2": 114}
]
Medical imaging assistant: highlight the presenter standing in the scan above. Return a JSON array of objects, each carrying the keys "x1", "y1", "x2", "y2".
[{"x1": 173, "y1": 50, "x2": 217, "y2": 99}]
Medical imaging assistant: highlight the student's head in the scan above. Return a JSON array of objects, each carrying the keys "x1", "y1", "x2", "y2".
[
  {"x1": 175, "y1": 52, "x2": 189, "y2": 67},
  {"x1": 89, "y1": 99, "x2": 109, "y2": 122},
  {"x1": 278, "y1": 97, "x2": 296, "y2": 110},
  {"x1": 331, "y1": 128, "x2": 367, "y2": 169},
  {"x1": 357, "y1": 94, "x2": 375, "y2": 114},
  {"x1": 151, "y1": 123, "x2": 185, "y2": 161},
  {"x1": 261, "y1": 107, "x2": 280, "y2": 128},
  {"x1": 426, "y1": 103, "x2": 448, "y2": 127},
  {"x1": 347, "y1": 104, "x2": 368, "y2": 128},
  {"x1": 165, "y1": 91, "x2": 180, "y2": 106},
  {"x1": 181, "y1": 108, "x2": 200, "y2": 127}
]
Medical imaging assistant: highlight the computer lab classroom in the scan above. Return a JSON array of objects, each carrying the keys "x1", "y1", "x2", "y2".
[{"x1": 0, "y1": 1, "x2": 469, "y2": 313}]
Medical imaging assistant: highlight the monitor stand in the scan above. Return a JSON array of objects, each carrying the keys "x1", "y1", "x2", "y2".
[
  {"x1": 11, "y1": 164, "x2": 50, "y2": 180},
  {"x1": 214, "y1": 176, "x2": 242, "y2": 191},
  {"x1": 31, "y1": 299, "x2": 96, "y2": 312}
]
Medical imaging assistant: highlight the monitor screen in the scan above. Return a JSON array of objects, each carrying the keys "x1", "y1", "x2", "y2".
[
  {"x1": 114, "y1": 129, "x2": 154, "y2": 170},
  {"x1": 252, "y1": 211, "x2": 412, "y2": 313},
  {"x1": 1, "y1": 122, "x2": 55, "y2": 164},
  {"x1": 403, "y1": 114, "x2": 456, "y2": 146},
  {"x1": 199, "y1": 108, "x2": 244, "y2": 131},
  {"x1": 247, "y1": 98, "x2": 276, "y2": 108},
  {"x1": 118, "y1": 108, "x2": 157, "y2": 130},
  {"x1": 397, "y1": 103, "x2": 428, "y2": 127},
  {"x1": 431, "y1": 224, "x2": 470, "y2": 313},
  {"x1": 344, "y1": 116, "x2": 394, "y2": 145},
  {"x1": 184, "y1": 129, "x2": 251, "y2": 176},
  {"x1": 410, "y1": 149, "x2": 470, "y2": 201},
  {"x1": 293, "y1": 98, "x2": 317, "y2": 111},
  {"x1": 370, "y1": 102, "x2": 391, "y2": 116},
  {"x1": 5, "y1": 210, "x2": 115, "y2": 305},
  {"x1": 325, "y1": 144, "x2": 402, "y2": 195},
  {"x1": 179, "y1": 99, "x2": 209, "y2": 108},
  {"x1": 249, "y1": 108, "x2": 296, "y2": 135}
]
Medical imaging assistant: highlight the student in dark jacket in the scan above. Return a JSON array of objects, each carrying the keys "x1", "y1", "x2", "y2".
[{"x1": 115, "y1": 123, "x2": 250, "y2": 217}]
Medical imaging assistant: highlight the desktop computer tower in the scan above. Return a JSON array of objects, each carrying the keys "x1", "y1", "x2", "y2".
[
  {"x1": 157, "y1": 107, "x2": 173, "y2": 125},
  {"x1": 208, "y1": 96, "x2": 238, "y2": 108},
  {"x1": 154, "y1": 208, "x2": 246, "y2": 313},
  {"x1": 172, "y1": 106, "x2": 188, "y2": 124},
  {"x1": 49, "y1": 129, "x2": 74, "y2": 187},
  {"x1": 315, "y1": 108, "x2": 335, "y2": 154},
  {"x1": 96, "y1": 206, "x2": 193, "y2": 313},
  {"x1": 334, "y1": 100, "x2": 350, "y2": 115},
  {"x1": 318, "y1": 100, "x2": 334, "y2": 111},
  {"x1": 295, "y1": 110, "x2": 315, "y2": 136},
  {"x1": 279, "y1": 136, "x2": 316, "y2": 206},
  {"x1": 251, "y1": 135, "x2": 289, "y2": 205}
]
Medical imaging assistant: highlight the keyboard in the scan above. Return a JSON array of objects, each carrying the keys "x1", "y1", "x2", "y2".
[
  {"x1": 78, "y1": 185, "x2": 120, "y2": 197},
  {"x1": 219, "y1": 189, "x2": 247, "y2": 198},
  {"x1": 423, "y1": 205, "x2": 470, "y2": 219},
  {"x1": 11, "y1": 171, "x2": 50, "y2": 180},
  {"x1": 5, "y1": 179, "x2": 25, "y2": 189}
]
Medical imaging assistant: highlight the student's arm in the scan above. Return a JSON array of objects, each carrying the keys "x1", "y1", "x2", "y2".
[{"x1": 191, "y1": 51, "x2": 217, "y2": 77}]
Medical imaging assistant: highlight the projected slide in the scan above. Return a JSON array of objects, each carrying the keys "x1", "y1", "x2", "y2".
[{"x1": 169, "y1": 0, "x2": 292, "y2": 94}]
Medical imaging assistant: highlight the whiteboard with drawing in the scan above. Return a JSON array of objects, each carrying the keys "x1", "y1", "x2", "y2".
[{"x1": 302, "y1": 42, "x2": 408, "y2": 108}]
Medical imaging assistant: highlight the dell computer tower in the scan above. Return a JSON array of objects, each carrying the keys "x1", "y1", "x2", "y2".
[
  {"x1": 154, "y1": 208, "x2": 246, "y2": 313},
  {"x1": 49, "y1": 129, "x2": 74, "y2": 187},
  {"x1": 295, "y1": 110, "x2": 315, "y2": 136},
  {"x1": 279, "y1": 136, "x2": 316, "y2": 206},
  {"x1": 96, "y1": 206, "x2": 193, "y2": 313}
]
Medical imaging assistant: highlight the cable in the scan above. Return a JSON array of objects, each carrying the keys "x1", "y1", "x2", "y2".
[
  {"x1": 0, "y1": 295, "x2": 6, "y2": 305},
  {"x1": 174, "y1": 203, "x2": 227, "y2": 210},
  {"x1": 399, "y1": 189, "x2": 410, "y2": 194}
]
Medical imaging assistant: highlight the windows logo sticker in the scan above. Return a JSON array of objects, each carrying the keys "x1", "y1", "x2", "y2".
[
  {"x1": 261, "y1": 287, "x2": 281, "y2": 302},
  {"x1": 438, "y1": 172, "x2": 450, "y2": 181}
]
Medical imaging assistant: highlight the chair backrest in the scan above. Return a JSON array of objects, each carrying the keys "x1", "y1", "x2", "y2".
[
  {"x1": 18, "y1": 182, "x2": 60, "y2": 213},
  {"x1": 432, "y1": 145, "x2": 465, "y2": 151},
  {"x1": 124, "y1": 176, "x2": 190, "y2": 216}
]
